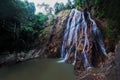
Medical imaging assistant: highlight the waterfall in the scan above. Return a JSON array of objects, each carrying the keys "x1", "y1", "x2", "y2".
[{"x1": 58, "y1": 9, "x2": 107, "y2": 70}]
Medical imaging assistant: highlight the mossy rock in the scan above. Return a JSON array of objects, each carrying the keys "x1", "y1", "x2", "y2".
[{"x1": 76, "y1": 6, "x2": 84, "y2": 11}]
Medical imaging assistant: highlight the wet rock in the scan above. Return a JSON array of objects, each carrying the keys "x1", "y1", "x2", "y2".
[
  {"x1": 115, "y1": 43, "x2": 120, "y2": 67},
  {"x1": 0, "y1": 52, "x2": 17, "y2": 65},
  {"x1": 75, "y1": 42, "x2": 120, "y2": 80},
  {"x1": 39, "y1": 10, "x2": 70, "y2": 58},
  {"x1": 0, "y1": 49, "x2": 42, "y2": 66}
]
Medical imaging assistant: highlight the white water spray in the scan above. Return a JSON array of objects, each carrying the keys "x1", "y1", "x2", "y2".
[{"x1": 58, "y1": 9, "x2": 107, "y2": 70}]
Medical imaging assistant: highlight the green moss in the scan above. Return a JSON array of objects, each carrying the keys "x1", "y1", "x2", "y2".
[{"x1": 76, "y1": 6, "x2": 84, "y2": 11}]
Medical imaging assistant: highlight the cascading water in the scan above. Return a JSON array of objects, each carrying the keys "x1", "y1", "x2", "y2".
[{"x1": 58, "y1": 9, "x2": 107, "y2": 70}]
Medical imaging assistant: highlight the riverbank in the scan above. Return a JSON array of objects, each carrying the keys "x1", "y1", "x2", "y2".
[{"x1": 0, "y1": 49, "x2": 41, "y2": 67}]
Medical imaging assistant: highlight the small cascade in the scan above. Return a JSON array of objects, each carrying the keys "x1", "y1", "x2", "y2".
[{"x1": 58, "y1": 9, "x2": 107, "y2": 70}]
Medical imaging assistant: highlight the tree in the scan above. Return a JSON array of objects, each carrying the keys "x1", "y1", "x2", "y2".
[
  {"x1": 37, "y1": 3, "x2": 53, "y2": 14},
  {"x1": 35, "y1": 13, "x2": 48, "y2": 27},
  {"x1": 49, "y1": 7, "x2": 54, "y2": 14},
  {"x1": 59, "y1": 2, "x2": 65, "y2": 10},
  {"x1": 0, "y1": 0, "x2": 36, "y2": 52},
  {"x1": 54, "y1": 2, "x2": 65, "y2": 14},
  {"x1": 54, "y1": 2, "x2": 59, "y2": 14},
  {"x1": 67, "y1": 0, "x2": 73, "y2": 8},
  {"x1": 73, "y1": 0, "x2": 88, "y2": 7}
]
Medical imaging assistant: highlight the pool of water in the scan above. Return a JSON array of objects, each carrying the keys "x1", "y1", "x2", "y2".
[{"x1": 0, "y1": 59, "x2": 76, "y2": 80}]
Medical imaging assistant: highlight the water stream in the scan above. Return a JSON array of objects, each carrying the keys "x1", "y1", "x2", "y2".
[
  {"x1": 58, "y1": 9, "x2": 107, "y2": 70},
  {"x1": 0, "y1": 59, "x2": 76, "y2": 80}
]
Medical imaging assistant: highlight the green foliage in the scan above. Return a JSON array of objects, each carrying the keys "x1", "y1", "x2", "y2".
[
  {"x1": 0, "y1": 0, "x2": 50, "y2": 52},
  {"x1": 36, "y1": 13, "x2": 48, "y2": 26},
  {"x1": 73, "y1": 0, "x2": 87, "y2": 7},
  {"x1": 105, "y1": 19, "x2": 119, "y2": 39},
  {"x1": 90, "y1": 0, "x2": 100, "y2": 5},
  {"x1": 37, "y1": 3, "x2": 53, "y2": 14},
  {"x1": 95, "y1": 0, "x2": 120, "y2": 50},
  {"x1": 74, "y1": 0, "x2": 80, "y2": 7},
  {"x1": 97, "y1": 10, "x2": 105, "y2": 18},
  {"x1": 54, "y1": 0, "x2": 73, "y2": 14},
  {"x1": 73, "y1": 0, "x2": 101, "y2": 10},
  {"x1": 98, "y1": 0, "x2": 120, "y2": 38},
  {"x1": 67, "y1": 0, "x2": 73, "y2": 8},
  {"x1": 54, "y1": 2, "x2": 65, "y2": 14},
  {"x1": 0, "y1": 0, "x2": 35, "y2": 22}
]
